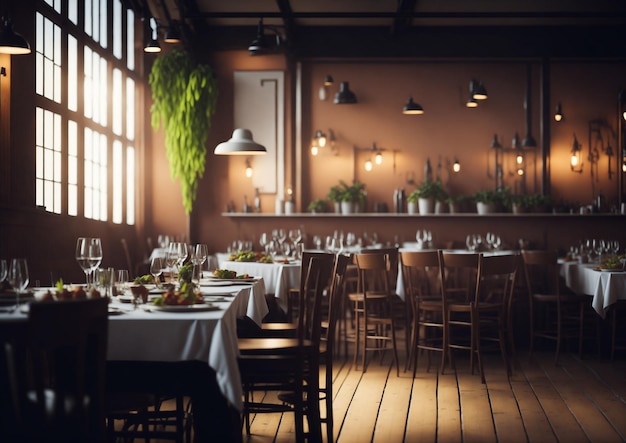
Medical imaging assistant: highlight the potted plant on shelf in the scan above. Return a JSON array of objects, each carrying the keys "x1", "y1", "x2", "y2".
[
  {"x1": 511, "y1": 194, "x2": 532, "y2": 214},
  {"x1": 408, "y1": 180, "x2": 446, "y2": 215},
  {"x1": 327, "y1": 185, "x2": 343, "y2": 214},
  {"x1": 338, "y1": 180, "x2": 366, "y2": 214},
  {"x1": 473, "y1": 187, "x2": 511, "y2": 214},
  {"x1": 307, "y1": 199, "x2": 329, "y2": 214},
  {"x1": 529, "y1": 194, "x2": 552, "y2": 213}
]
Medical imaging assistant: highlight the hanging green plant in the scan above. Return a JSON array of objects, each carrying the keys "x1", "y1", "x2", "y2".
[{"x1": 148, "y1": 49, "x2": 218, "y2": 214}]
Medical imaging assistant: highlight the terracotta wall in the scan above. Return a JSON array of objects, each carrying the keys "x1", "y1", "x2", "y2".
[{"x1": 182, "y1": 51, "x2": 626, "y2": 255}]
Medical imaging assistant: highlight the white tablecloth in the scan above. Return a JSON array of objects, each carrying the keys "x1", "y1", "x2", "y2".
[
  {"x1": 560, "y1": 261, "x2": 626, "y2": 319},
  {"x1": 107, "y1": 282, "x2": 267, "y2": 411},
  {"x1": 216, "y1": 256, "x2": 300, "y2": 311}
]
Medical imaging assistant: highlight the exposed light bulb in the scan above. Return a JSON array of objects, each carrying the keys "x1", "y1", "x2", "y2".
[
  {"x1": 571, "y1": 154, "x2": 579, "y2": 167},
  {"x1": 245, "y1": 165, "x2": 253, "y2": 178},
  {"x1": 364, "y1": 159, "x2": 373, "y2": 171},
  {"x1": 311, "y1": 145, "x2": 319, "y2": 156},
  {"x1": 375, "y1": 152, "x2": 383, "y2": 165},
  {"x1": 453, "y1": 158, "x2": 461, "y2": 172}
]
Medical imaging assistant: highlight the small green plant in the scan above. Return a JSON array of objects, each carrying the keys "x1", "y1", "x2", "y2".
[
  {"x1": 408, "y1": 180, "x2": 447, "y2": 202},
  {"x1": 338, "y1": 180, "x2": 366, "y2": 203},
  {"x1": 327, "y1": 185, "x2": 343, "y2": 203},
  {"x1": 307, "y1": 199, "x2": 329, "y2": 213}
]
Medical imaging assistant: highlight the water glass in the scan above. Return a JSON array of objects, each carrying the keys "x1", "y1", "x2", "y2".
[
  {"x1": 116, "y1": 269, "x2": 130, "y2": 296},
  {"x1": 8, "y1": 258, "x2": 29, "y2": 308}
]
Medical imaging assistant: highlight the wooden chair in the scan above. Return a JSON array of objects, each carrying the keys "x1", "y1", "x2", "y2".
[
  {"x1": 11, "y1": 297, "x2": 109, "y2": 442},
  {"x1": 400, "y1": 249, "x2": 447, "y2": 377},
  {"x1": 350, "y1": 250, "x2": 400, "y2": 375},
  {"x1": 441, "y1": 251, "x2": 480, "y2": 374},
  {"x1": 521, "y1": 249, "x2": 597, "y2": 364},
  {"x1": 473, "y1": 254, "x2": 518, "y2": 381},
  {"x1": 237, "y1": 253, "x2": 336, "y2": 442}
]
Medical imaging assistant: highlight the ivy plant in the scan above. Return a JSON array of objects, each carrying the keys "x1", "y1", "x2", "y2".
[{"x1": 149, "y1": 49, "x2": 218, "y2": 214}]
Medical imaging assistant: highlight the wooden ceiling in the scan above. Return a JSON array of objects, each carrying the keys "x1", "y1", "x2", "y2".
[{"x1": 130, "y1": 0, "x2": 626, "y2": 59}]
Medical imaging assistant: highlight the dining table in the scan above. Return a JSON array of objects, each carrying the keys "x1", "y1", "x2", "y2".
[
  {"x1": 0, "y1": 279, "x2": 269, "y2": 414},
  {"x1": 216, "y1": 253, "x2": 300, "y2": 312},
  {"x1": 559, "y1": 260, "x2": 626, "y2": 319}
]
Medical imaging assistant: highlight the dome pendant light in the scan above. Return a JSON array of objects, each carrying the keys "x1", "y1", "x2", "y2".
[
  {"x1": 334, "y1": 82, "x2": 357, "y2": 104},
  {"x1": 0, "y1": 17, "x2": 31, "y2": 54},
  {"x1": 214, "y1": 129, "x2": 267, "y2": 155},
  {"x1": 402, "y1": 97, "x2": 424, "y2": 115}
]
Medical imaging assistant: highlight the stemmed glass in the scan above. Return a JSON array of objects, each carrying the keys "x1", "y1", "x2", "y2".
[
  {"x1": 8, "y1": 258, "x2": 29, "y2": 310},
  {"x1": 75, "y1": 237, "x2": 102, "y2": 287},
  {"x1": 611, "y1": 240, "x2": 620, "y2": 257},
  {"x1": 0, "y1": 259, "x2": 7, "y2": 285},
  {"x1": 259, "y1": 233, "x2": 268, "y2": 252},
  {"x1": 89, "y1": 238, "x2": 103, "y2": 285},
  {"x1": 192, "y1": 244, "x2": 209, "y2": 283},
  {"x1": 165, "y1": 246, "x2": 179, "y2": 283},
  {"x1": 150, "y1": 257, "x2": 165, "y2": 288}
]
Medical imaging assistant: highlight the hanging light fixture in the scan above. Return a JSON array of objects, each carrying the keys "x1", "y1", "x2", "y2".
[
  {"x1": 143, "y1": 18, "x2": 161, "y2": 53},
  {"x1": 245, "y1": 159, "x2": 253, "y2": 178},
  {"x1": 554, "y1": 102, "x2": 564, "y2": 122},
  {"x1": 570, "y1": 134, "x2": 583, "y2": 173},
  {"x1": 163, "y1": 20, "x2": 182, "y2": 43},
  {"x1": 471, "y1": 79, "x2": 488, "y2": 100},
  {"x1": 334, "y1": 81, "x2": 357, "y2": 104},
  {"x1": 375, "y1": 150, "x2": 383, "y2": 165},
  {"x1": 402, "y1": 97, "x2": 424, "y2": 115},
  {"x1": 466, "y1": 96, "x2": 478, "y2": 108},
  {"x1": 214, "y1": 128, "x2": 267, "y2": 155},
  {"x1": 248, "y1": 18, "x2": 284, "y2": 56},
  {"x1": 323, "y1": 75, "x2": 334, "y2": 86},
  {"x1": 0, "y1": 16, "x2": 31, "y2": 54}
]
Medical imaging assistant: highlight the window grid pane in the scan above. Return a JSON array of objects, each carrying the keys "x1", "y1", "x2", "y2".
[{"x1": 36, "y1": 2, "x2": 136, "y2": 225}]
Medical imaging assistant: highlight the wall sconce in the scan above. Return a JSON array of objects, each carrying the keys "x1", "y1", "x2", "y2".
[
  {"x1": 245, "y1": 158, "x2": 253, "y2": 178},
  {"x1": 318, "y1": 75, "x2": 334, "y2": 100},
  {"x1": 358, "y1": 143, "x2": 384, "y2": 171},
  {"x1": 570, "y1": 134, "x2": 583, "y2": 173},
  {"x1": 248, "y1": 18, "x2": 285, "y2": 56},
  {"x1": 402, "y1": 97, "x2": 424, "y2": 115},
  {"x1": 554, "y1": 102, "x2": 564, "y2": 122},
  {"x1": 0, "y1": 16, "x2": 31, "y2": 54},
  {"x1": 311, "y1": 129, "x2": 336, "y2": 156},
  {"x1": 334, "y1": 81, "x2": 357, "y2": 104},
  {"x1": 622, "y1": 147, "x2": 626, "y2": 173},
  {"x1": 453, "y1": 157, "x2": 461, "y2": 172},
  {"x1": 470, "y1": 79, "x2": 488, "y2": 100}
]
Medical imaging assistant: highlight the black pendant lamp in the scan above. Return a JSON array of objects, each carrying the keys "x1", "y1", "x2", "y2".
[
  {"x1": 0, "y1": 17, "x2": 31, "y2": 55},
  {"x1": 334, "y1": 82, "x2": 357, "y2": 104},
  {"x1": 402, "y1": 97, "x2": 424, "y2": 115}
]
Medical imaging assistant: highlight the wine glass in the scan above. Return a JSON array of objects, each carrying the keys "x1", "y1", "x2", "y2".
[
  {"x1": 492, "y1": 235, "x2": 502, "y2": 250},
  {"x1": 167, "y1": 243, "x2": 181, "y2": 282},
  {"x1": 150, "y1": 257, "x2": 165, "y2": 288},
  {"x1": 611, "y1": 240, "x2": 620, "y2": 257},
  {"x1": 115, "y1": 269, "x2": 130, "y2": 296},
  {"x1": 88, "y1": 238, "x2": 103, "y2": 286},
  {"x1": 345, "y1": 232, "x2": 356, "y2": 248},
  {"x1": 313, "y1": 235, "x2": 322, "y2": 250},
  {"x1": 8, "y1": 258, "x2": 29, "y2": 309},
  {"x1": 192, "y1": 244, "x2": 209, "y2": 282},
  {"x1": 0, "y1": 259, "x2": 7, "y2": 284},
  {"x1": 259, "y1": 232, "x2": 268, "y2": 251},
  {"x1": 76, "y1": 237, "x2": 92, "y2": 286}
]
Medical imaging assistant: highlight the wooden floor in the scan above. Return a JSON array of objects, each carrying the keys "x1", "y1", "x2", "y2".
[{"x1": 243, "y1": 346, "x2": 626, "y2": 443}]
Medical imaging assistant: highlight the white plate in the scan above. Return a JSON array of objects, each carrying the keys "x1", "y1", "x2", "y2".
[
  {"x1": 200, "y1": 281, "x2": 233, "y2": 287},
  {"x1": 207, "y1": 277, "x2": 258, "y2": 283},
  {"x1": 153, "y1": 303, "x2": 220, "y2": 312}
]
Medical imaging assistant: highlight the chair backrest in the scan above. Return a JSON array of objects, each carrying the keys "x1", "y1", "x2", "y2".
[
  {"x1": 474, "y1": 254, "x2": 518, "y2": 308},
  {"x1": 400, "y1": 250, "x2": 445, "y2": 305},
  {"x1": 360, "y1": 247, "x2": 399, "y2": 291},
  {"x1": 520, "y1": 250, "x2": 561, "y2": 297},
  {"x1": 323, "y1": 253, "x2": 351, "y2": 355},
  {"x1": 297, "y1": 252, "x2": 336, "y2": 346},
  {"x1": 25, "y1": 297, "x2": 109, "y2": 441},
  {"x1": 354, "y1": 250, "x2": 394, "y2": 300},
  {"x1": 441, "y1": 251, "x2": 480, "y2": 302}
]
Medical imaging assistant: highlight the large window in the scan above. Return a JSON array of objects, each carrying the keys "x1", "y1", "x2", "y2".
[{"x1": 35, "y1": 0, "x2": 137, "y2": 224}]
